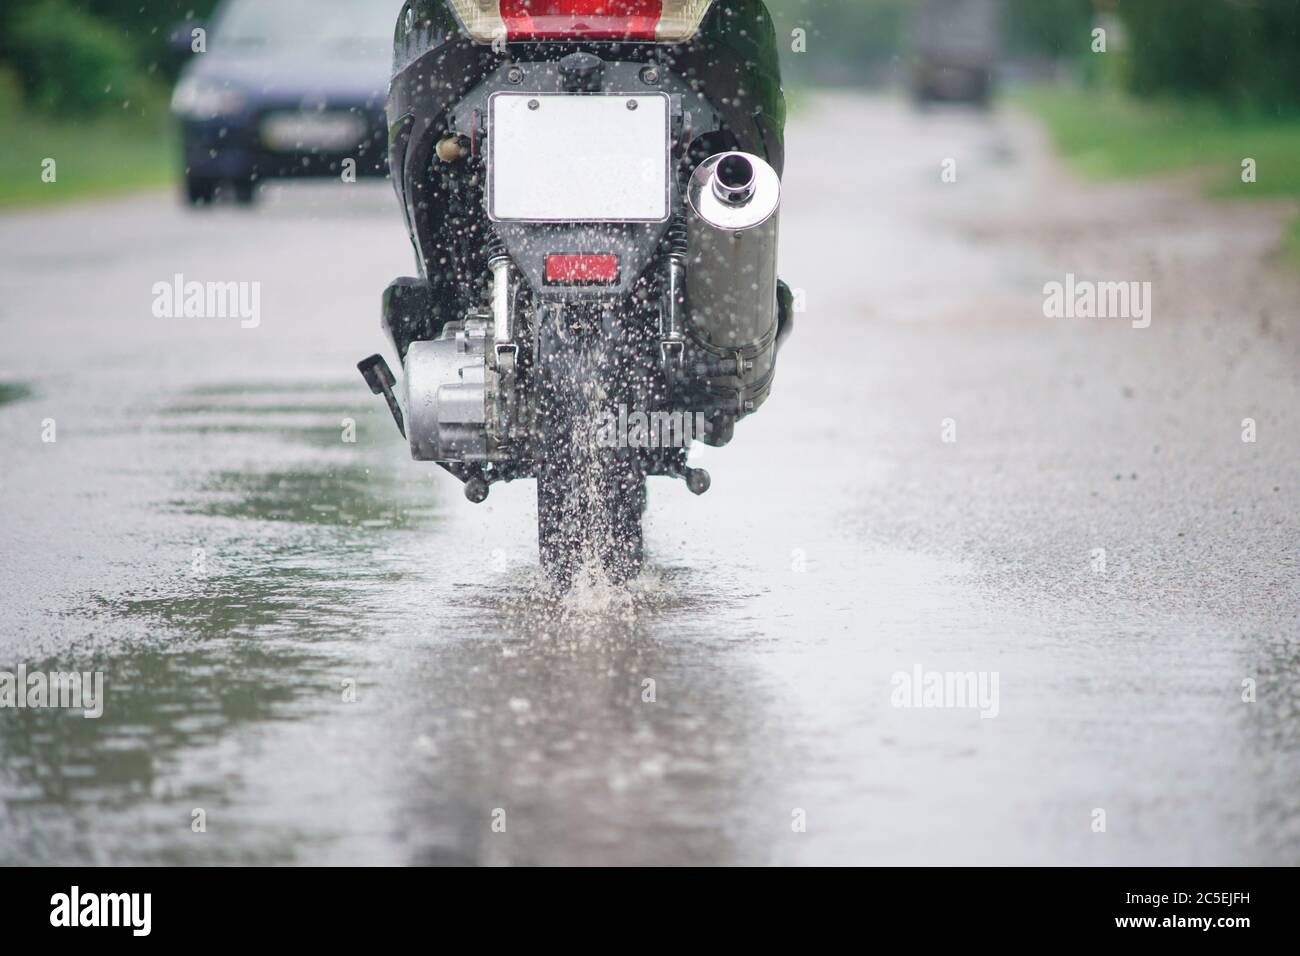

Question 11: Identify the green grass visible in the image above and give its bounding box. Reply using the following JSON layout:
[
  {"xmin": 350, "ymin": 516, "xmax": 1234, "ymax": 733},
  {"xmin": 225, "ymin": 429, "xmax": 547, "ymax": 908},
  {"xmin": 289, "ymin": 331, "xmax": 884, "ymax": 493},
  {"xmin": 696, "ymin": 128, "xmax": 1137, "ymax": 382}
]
[
  {"xmin": 0, "ymin": 98, "xmax": 176, "ymax": 208},
  {"xmin": 1020, "ymin": 87, "xmax": 1300, "ymax": 260}
]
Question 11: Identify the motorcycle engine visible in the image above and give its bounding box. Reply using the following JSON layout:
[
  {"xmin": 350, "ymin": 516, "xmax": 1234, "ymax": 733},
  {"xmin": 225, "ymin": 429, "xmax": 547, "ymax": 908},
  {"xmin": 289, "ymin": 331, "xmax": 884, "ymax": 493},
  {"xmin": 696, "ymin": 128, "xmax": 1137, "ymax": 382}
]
[{"xmin": 404, "ymin": 316, "xmax": 507, "ymax": 462}]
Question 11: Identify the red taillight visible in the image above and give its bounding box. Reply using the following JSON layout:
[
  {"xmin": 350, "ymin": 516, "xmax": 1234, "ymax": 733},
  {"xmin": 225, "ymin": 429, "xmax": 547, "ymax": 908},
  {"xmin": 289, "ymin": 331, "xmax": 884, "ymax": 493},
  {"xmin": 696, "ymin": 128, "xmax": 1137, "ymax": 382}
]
[
  {"xmin": 501, "ymin": 1, "xmax": 661, "ymax": 41},
  {"xmin": 545, "ymin": 254, "xmax": 620, "ymax": 285},
  {"xmin": 447, "ymin": 0, "xmax": 714, "ymax": 43}
]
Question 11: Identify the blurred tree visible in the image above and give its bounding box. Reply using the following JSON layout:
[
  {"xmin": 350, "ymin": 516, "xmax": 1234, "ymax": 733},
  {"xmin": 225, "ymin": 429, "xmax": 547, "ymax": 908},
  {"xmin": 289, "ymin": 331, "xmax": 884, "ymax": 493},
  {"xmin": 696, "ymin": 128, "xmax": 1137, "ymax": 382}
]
[
  {"xmin": 1247, "ymin": 0, "xmax": 1300, "ymax": 112},
  {"xmin": 1003, "ymin": 0, "xmax": 1094, "ymax": 58},
  {"xmin": 1115, "ymin": 0, "xmax": 1300, "ymax": 113},
  {"xmin": 0, "ymin": 0, "xmax": 222, "ymax": 114},
  {"xmin": 76, "ymin": 0, "xmax": 223, "ymax": 75},
  {"xmin": 4, "ymin": 0, "xmax": 145, "ymax": 114}
]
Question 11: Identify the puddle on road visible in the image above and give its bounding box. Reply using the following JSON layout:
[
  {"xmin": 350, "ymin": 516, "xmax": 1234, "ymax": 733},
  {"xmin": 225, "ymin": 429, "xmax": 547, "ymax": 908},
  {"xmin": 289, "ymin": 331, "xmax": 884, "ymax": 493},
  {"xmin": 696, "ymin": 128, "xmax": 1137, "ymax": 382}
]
[
  {"xmin": 157, "ymin": 381, "xmax": 437, "ymax": 528},
  {"xmin": 1, "ymin": 372, "xmax": 792, "ymax": 864},
  {"xmin": 4, "ymin": 373, "xmax": 1291, "ymax": 865},
  {"xmin": 173, "ymin": 467, "xmax": 428, "ymax": 528},
  {"xmin": 0, "ymin": 383, "xmax": 32, "ymax": 408},
  {"xmin": 0, "ymin": 570, "xmax": 370, "ymax": 863},
  {"xmin": 0, "ymin": 378, "xmax": 438, "ymax": 862}
]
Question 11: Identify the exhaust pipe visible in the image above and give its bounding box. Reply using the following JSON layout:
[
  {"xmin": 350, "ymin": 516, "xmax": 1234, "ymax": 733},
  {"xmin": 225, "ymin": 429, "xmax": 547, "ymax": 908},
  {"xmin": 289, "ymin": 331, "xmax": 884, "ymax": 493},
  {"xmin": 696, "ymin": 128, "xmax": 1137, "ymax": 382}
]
[
  {"xmin": 685, "ymin": 151, "xmax": 781, "ymax": 416},
  {"xmin": 712, "ymin": 153, "xmax": 761, "ymax": 204}
]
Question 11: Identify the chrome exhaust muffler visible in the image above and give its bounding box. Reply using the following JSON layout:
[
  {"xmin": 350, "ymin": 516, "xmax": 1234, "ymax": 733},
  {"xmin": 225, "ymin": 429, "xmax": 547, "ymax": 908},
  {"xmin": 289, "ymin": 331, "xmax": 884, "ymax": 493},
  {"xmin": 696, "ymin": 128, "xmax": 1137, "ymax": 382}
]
[{"xmin": 685, "ymin": 151, "xmax": 781, "ymax": 416}]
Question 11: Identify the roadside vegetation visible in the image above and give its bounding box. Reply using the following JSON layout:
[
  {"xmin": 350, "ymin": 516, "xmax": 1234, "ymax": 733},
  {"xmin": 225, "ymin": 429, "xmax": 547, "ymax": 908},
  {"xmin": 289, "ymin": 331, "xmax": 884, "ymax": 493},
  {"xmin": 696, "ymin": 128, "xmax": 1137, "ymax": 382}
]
[
  {"xmin": 1023, "ymin": 88, "xmax": 1300, "ymax": 258},
  {"xmin": 770, "ymin": 0, "xmax": 1300, "ymax": 263},
  {"xmin": 1017, "ymin": 0, "xmax": 1300, "ymax": 262},
  {"xmin": 1, "ymin": 0, "xmax": 1297, "ymax": 249},
  {"xmin": 0, "ymin": 71, "xmax": 175, "ymax": 207},
  {"xmin": 0, "ymin": 0, "xmax": 218, "ymax": 207}
]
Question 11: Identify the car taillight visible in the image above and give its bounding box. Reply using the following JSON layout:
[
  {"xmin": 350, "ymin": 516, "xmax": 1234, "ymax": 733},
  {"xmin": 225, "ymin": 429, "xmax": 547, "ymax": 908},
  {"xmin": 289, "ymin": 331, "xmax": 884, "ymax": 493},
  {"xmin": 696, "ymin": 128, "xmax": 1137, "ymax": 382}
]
[{"xmin": 447, "ymin": 0, "xmax": 715, "ymax": 43}]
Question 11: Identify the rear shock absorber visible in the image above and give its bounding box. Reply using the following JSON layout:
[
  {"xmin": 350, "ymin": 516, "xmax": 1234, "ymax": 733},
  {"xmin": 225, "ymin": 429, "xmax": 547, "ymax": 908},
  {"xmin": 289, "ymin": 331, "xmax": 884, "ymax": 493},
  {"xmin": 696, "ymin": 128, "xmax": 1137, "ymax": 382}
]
[
  {"xmin": 485, "ymin": 232, "xmax": 522, "ymax": 445},
  {"xmin": 661, "ymin": 214, "xmax": 688, "ymax": 382},
  {"xmin": 486, "ymin": 233, "xmax": 513, "ymax": 345},
  {"xmin": 665, "ymin": 214, "xmax": 688, "ymax": 340}
]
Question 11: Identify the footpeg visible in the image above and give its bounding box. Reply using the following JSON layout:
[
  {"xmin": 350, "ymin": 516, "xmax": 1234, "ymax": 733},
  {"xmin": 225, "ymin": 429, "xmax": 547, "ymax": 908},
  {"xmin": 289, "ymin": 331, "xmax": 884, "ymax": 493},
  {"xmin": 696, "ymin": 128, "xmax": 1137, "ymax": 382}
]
[{"xmin": 357, "ymin": 354, "xmax": 405, "ymax": 439}]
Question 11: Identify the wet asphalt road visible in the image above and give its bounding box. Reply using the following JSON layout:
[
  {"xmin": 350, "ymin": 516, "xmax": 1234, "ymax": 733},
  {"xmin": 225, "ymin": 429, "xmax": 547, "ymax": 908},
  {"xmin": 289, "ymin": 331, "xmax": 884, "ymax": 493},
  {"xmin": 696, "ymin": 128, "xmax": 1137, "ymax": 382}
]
[{"xmin": 1, "ymin": 94, "xmax": 1297, "ymax": 865}]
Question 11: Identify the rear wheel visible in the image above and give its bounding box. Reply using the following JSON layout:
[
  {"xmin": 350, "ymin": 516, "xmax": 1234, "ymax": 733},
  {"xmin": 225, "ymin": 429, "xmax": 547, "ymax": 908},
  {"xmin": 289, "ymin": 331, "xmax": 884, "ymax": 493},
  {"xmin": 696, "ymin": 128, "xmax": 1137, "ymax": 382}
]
[
  {"xmin": 537, "ymin": 454, "xmax": 644, "ymax": 588},
  {"xmin": 534, "ymin": 323, "xmax": 645, "ymax": 588}
]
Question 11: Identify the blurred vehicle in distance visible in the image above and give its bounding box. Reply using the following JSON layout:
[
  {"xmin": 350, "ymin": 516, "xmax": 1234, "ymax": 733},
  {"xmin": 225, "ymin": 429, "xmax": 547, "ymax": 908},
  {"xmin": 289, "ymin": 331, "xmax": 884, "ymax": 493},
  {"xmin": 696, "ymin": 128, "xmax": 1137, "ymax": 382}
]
[
  {"xmin": 908, "ymin": 0, "xmax": 1002, "ymax": 106},
  {"xmin": 170, "ymin": 0, "xmax": 404, "ymax": 206}
]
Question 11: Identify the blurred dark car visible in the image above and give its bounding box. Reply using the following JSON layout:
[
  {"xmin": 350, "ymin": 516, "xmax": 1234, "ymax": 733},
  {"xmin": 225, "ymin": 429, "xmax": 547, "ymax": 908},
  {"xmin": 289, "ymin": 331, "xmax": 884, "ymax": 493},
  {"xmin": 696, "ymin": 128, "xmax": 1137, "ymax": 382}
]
[{"xmin": 170, "ymin": 0, "xmax": 404, "ymax": 205}]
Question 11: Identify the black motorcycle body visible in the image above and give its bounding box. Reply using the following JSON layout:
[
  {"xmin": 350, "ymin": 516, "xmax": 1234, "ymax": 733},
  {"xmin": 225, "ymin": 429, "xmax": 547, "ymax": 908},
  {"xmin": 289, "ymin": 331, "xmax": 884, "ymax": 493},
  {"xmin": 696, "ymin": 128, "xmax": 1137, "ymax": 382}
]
[{"xmin": 362, "ymin": 0, "xmax": 791, "ymax": 583}]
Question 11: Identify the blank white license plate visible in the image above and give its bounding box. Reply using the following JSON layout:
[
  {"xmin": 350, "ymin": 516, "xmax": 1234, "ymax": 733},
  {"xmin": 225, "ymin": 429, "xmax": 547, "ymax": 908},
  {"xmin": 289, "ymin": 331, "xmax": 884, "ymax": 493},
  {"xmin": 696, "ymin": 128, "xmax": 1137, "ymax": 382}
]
[
  {"xmin": 261, "ymin": 111, "xmax": 366, "ymax": 152},
  {"xmin": 489, "ymin": 93, "xmax": 670, "ymax": 223}
]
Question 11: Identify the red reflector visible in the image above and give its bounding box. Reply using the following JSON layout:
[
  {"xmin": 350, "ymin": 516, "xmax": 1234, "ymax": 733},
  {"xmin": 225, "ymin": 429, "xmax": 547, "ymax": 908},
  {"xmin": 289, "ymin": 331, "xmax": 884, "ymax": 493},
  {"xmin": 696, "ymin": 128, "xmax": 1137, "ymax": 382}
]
[
  {"xmin": 546, "ymin": 254, "xmax": 620, "ymax": 285},
  {"xmin": 500, "ymin": 0, "xmax": 663, "ymax": 41}
]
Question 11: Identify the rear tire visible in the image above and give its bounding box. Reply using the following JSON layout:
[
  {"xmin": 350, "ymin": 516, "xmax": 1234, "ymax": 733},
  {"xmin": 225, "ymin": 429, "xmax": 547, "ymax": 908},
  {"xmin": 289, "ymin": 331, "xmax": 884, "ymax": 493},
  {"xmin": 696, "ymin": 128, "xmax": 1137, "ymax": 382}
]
[
  {"xmin": 534, "ymin": 327, "xmax": 645, "ymax": 588},
  {"xmin": 537, "ymin": 455, "xmax": 644, "ymax": 588}
]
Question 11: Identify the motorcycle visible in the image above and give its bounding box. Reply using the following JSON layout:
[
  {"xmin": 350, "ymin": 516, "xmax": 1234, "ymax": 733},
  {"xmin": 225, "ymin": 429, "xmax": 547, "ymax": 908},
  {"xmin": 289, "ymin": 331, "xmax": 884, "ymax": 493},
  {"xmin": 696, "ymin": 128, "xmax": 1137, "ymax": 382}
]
[{"xmin": 359, "ymin": 0, "xmax": 792, "ymax": 585}]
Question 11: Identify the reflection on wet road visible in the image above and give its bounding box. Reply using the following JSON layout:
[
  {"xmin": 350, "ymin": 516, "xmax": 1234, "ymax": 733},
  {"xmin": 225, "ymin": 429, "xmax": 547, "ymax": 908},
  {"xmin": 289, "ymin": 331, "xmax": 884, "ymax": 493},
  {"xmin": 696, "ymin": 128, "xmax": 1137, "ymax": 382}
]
[{"xmin": 1, "ymin": 96, "xmax": 1297, "ymax": 864}]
